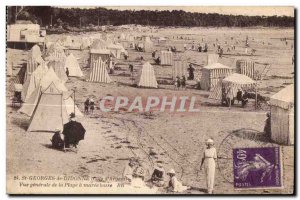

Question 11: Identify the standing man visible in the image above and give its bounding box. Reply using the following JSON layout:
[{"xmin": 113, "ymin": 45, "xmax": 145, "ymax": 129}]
[
  {"xmin": 66, "ymin": 67, "xmax": 69, "ymax": 77},
  {"xmin": 187, "ymin": 64, "xmax": 195, "ymax": 80},
  {"xmin": 200, "ymin": 139, "xmax": 217, "ymax": 194}
]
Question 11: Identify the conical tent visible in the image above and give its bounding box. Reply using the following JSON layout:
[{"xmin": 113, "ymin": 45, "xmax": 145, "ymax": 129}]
[
  {"xmin": 26, "ymin": 82, "xmax": 69, "ymax": 132},
  {"xmin": 136, "ymin": 62, "xmax": 158, "ymax": 88},
  {"xmin": 48, "ymin": 60, "xmax": 68, "ymax": 83},
  {"xmin": 29, "ymin": 45, "xmax": 42, "ymax": 60},
  {"xmin": 22, "ymin": 63, "xmax": 48, "ymax": 102},
  {"xmin": 88, "ymin": 58, "xmax": 112, "ymax": 83},
  {"xmin": 18, "ymin": 67, "xmax": 68, "ymax": 116},
  {"xmin": 64, "ymin": 53, "xmax": 83, "ymax": 77},
  {"xmin": 90, "ymin": 39, "xmax": 108, "ymax": 50}
]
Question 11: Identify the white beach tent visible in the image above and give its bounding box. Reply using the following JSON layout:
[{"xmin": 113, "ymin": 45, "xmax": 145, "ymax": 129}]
[
  {"xmin": 136, "ymin": 62, "xmax": 158, "ymax": 88},
  {"xmin": 200, "ymin": 62, "xmax": 232, "ymax": 91},
  {"xmin": 47, "ymin": 60, "xmax": 68, "ymax": 83},
  {"xmin": 64, "ymin": 53, "xmax": 83, "ymax": 77},
  {"xmin": 22, "ymin": 62, "xmax": 48, "ymax": 102},
  {"xmin": 88, "ymin": 58, "xmax": 112, "ymax": 83},
  {"xmin": 18, "ymin": 67, "xmax": 68, "ymax": 117},
  {"xmin": 270, "ymin": 84, "xmax": 294, "ymax": 145}
]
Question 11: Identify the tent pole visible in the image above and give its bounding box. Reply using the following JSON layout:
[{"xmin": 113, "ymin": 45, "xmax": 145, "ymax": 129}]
[
  {"xmin": 255, "ymin": 81, "xmax": 258, "ymax": 110},
  {"xmin": 73, "ymin": 89, "xmax": 75, "ymax": 116}
]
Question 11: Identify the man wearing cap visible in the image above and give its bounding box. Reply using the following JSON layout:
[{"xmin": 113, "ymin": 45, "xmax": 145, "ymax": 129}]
[
  {"xmin": 62, "ymin": 113, "xmax": 86, "ymax": 148},
  {"xmin": 200, "ymin": 138, "xmax": 217, "ymax": 194}
]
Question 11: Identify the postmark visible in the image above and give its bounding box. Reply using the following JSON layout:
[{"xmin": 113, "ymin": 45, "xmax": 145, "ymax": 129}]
[{"xmin": 233, "ymin": 147, "xmax": 282, "ymax": 189}]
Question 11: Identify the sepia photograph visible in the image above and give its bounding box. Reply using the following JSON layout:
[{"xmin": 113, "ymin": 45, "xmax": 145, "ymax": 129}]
[{"xmin": 5, "ymin": 5, "xmax": 295, "ymax": 195}]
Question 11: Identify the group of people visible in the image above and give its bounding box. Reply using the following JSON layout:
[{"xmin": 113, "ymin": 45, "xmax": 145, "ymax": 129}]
[
  {"xmin": 123, "ymin": 139, "xmax": 217, "ymax": 194},
  {"xmin": 51, "ymin": 112, "xmax": 86, "ymax": 150},
  {"xmin": 175, "ymin": 75, "xmax": 186, "ymax": 90},
  {"xmin": 84, "ymin": 97, "xmax": 95, "ymax": 114}
]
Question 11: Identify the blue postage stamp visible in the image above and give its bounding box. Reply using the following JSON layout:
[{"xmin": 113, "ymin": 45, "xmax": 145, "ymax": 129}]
[{"xmin": 233, "ymin": 147, "xmax": 282, "ymax": 189}]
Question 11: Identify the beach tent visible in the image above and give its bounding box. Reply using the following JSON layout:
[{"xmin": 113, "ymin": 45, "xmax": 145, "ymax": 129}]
[
  {"xmin": 26, "ymin": 84, "xmax": 82, "ymax": 132},
  {"xmin": 64, "ymin": 53, "xmax": 83, "ymax": 77},
  {"xmin": 88, "ymin": 58, "xmax": 112, "ymax": 83},
  {"xmin": 47, "ymin": 60, "xmax": 68, "ymax": 83},
  {"xmin": 270, "ymin": 84, "xmax": 294, "ymax": 145},
  {"xmin": 136, "ymin": 62, "xmax": 158, "ymax": 88},
  {"xmin": 207, "ymin": 54, "xmax": 219, "ymax": 65},
  {"xmin": 200, "ymin": 62, "xmax": 232, "ymax": 91},
  {"xmin": 161, "ymin": 51, "xmax": 173, "ymax": 66},
  {"xmin": 29, "ymin": 45, "xmax": 42, "ymax": 60},
  {"xmin": 209, "ymin": 73, "xmax": 255, "ymax": 100},
  {"xmin": 18, "ymin": 67, "xmax": 68, "ymax": 117},
  {"xmin": 14, "ymin": 64, "xmax": 27, "ymax": 85},
  {"xmin": 26, "ymin": 56, "xmax": 44, "ymax": 76},
  {"xmin": 144, "ymin": 39, "xmax": 153, "ymax": 52},
  {"xmin": 120, "ymin": 33, "xmax": 125, "ymax": 40},
  {"xmin": 89, "ymin": 49, "xmax": 111, "ymax": 67},
  {"xmin": 172, "ymin": 60, "xmax": 187, "ymax": 80},
  {"xmin": 21, "ymin": 62, "xmax": 48, "ymax": 102},
  {"xmin": 236, "ymin": 60, "xmax": 255, "ymax": 79},
  {"xmin": 90, "ymin": 39, "xmax": 108, "ymax": 50},
  {"xmin": 107, "ymin": 44, "xmax": 124, "ymax": 59}
]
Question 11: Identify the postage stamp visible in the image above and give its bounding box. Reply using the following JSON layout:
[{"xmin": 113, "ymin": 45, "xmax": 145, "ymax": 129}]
[{"xmin": 233, "ymin": 147, "xmax": 282, "ymax": 189}]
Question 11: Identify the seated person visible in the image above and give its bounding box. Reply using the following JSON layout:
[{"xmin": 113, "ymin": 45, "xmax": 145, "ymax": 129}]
[
  {"xmin": 51, "ymin": 128, "xmax": 64, "ymax": 149},
  {"xmin": 150, "ymin": 164, "xmax": 165, "ymax": 187},
  {"xmin": 154, "ymin": 56, "xmax": 161, "ymax": 65},
  {"xmin": 236, "ymin": 89, "xmax": 243, "ymax": 103},
  {"xmin": 241, "ymin": 91, "xmax": 249, "ymax": 107}
]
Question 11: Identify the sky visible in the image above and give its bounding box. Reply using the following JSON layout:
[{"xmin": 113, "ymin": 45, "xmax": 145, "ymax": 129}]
[{"xmin": 102, "ymin": 6, "xmax": 294, "ymax": 17}]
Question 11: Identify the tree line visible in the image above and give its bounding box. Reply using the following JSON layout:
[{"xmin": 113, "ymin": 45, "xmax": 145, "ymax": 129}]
[{"xmin": 7, "ymin": 6, "xmax": 294, "ymax": 28}]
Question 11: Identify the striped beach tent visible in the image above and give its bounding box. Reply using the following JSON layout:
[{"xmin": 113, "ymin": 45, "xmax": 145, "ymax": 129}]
[
  {"xmin": 90, "ymin": 49, "xmax": 111, "ymax": 67},
  {"xmin": 47, "ymin": 60, "xmax": 68, "ymax": 83},
  {"xmin": 88, "ymin": 58, "xmax": 112, "ymax": 83},
  {"xmin": 236, "ymin": 60, "xmax": 255, "ymax": 79},
  {"xmin": 270, "ymin": 84, "xmax": 294, "ymax": 145},
  {"xmin": 161, "ymin": 51, "xmax": 173, "ymax": 66},
  {"xmin": 26, "ymin": 56, "xmax": 44, "ymax": 75},
  {"xmin": 172, "ymin": 60, "xmax": 187, "ymax": 80},
  {"xmin": 207, "ymin": 54, "xmax": 219, "ymax": 65},
  {"xmin": 136, "ymin": 62, "xmax": 158, "ymax": 88},
  {"xmin": 200, "ymin": 63, "xmax": 232, "ymax": 91},
  {"xmin": 209, "ymin": 73, "xmax": 255, "ymax": 100}
]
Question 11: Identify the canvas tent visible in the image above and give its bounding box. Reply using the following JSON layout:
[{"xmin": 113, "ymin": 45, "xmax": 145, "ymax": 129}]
[
  {"xmin": 18, "ymin": 67, "xmax": 68, "ymax": 117},
  {"xmin": 25, "ymin": 83, "xmax": 82, "ymax": 132},
  {"xmin": 90, "ymin": 49, "xmax": 111, "ymax": 67},
  {"xmin": 200, "ymin": 63, "xmax": 232, "ymax": 91},
  {"xmin": 136, "ymin": 62, "xmax": 158, "ymax": 88},
  {"xmin": 209, "ymin": 73, "xmax": 255, "ymax": 100},
  {"xmin": 64, "ymin": 53, "xmax": 83, "ymax": 77},
  {"xmin": 236, "ymin": 60, "xmax": 255, "ymax": 79},
  {"xmin": 29, "ymin": 45, "xmax": 42, "ymax": 60},
  {"xmin": 48, "ymin": 60, "xmax": 68, "ymax": 83},
  {"xmin": 172, "ymin": 60, "xmax": 187, "ymax": 80},
  {"xmin": 107, "ymin": 44, "xmax": 124, "ymax": 59},
  {"xmin": 22, "ymin": 62, "xmax": 48, "ymax": 102},
  {"xmin": 207, "ymin": 54, "xmax": 219, "ymax": 65},
  {"xmin": 88, "ymin": 58, "xmax": 112, "ymax": 83},
  {"xmin": 270, "ymin": 84, "xmax": 294, "ymax": 145},
  {"xmin": 161, "ymin": 51, "xmax": 173, "ymax": 66}
]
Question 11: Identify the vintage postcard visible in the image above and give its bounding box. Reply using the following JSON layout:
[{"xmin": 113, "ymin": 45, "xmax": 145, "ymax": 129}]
[{"xmin": 6, "ymin": 6, "xmax": 295, "ymax": 195}]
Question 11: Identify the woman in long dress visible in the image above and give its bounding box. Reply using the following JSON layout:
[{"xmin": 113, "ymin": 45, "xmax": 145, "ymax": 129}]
[{"xmin": 200, "ymin": 139, "xmax": 217, "ymax": 194}]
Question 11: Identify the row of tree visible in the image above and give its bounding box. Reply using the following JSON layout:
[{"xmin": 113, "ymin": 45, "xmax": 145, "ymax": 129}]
[{"xmin": 7, "ymin": 6, "xmax": 294, "ymax": 27}]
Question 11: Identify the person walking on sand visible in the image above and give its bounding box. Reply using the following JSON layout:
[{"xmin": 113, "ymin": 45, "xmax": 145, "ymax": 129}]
[
  {"xmin": 89, "ymin": 98, "xmax": 95, "ymax": 114},
  {"xmin": 84, "ymin": 98, "xmax": 90, "ymax": 114},
  {"xmin": 200, "ymin": 139, "xmax": 217, "ymax": 194}
]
